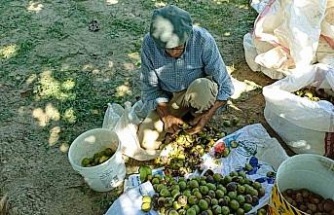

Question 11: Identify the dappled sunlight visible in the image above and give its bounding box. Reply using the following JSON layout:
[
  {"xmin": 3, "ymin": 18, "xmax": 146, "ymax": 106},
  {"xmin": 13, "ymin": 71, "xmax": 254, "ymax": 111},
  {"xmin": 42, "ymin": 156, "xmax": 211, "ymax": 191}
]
[
  {"xmin": 127, "ymin": 52, "xmax": 140, "ymax": 67},
  {"xmin": 237, "ymin": 4, "xmax": 250, "ymax": 9},
  {"xmin": 32, "ymin": 103, "xmax": 60, "ymax": 127},
  {"xmin": 81, "ymin": 64, "xmax": 100, "ymax": 74},
  {"xmin": 27, "ymin": 1, "xmax": 44, "ymax": 13},
  {"xmin": 62, "ymin": 79, "xmax": 76, "ymax": 91},
  {"xmin": 212, "ymin": 0, "xmax": 250, "ymax": 8},
  {"xmin": 243, "ymin": 80, "xmax": 262, "ymax": 89},
  {"xmin": 49, "ymin": 126, "xmax": 61, "ymax": 146},
  {"xmin": 213, "ymin": 0, "xmax": 229, "ymax": 5},
  {"xmin": 91, "ymin": 109, "xmax": 100, "ymax": 115},
  {"xmin": 231, "ymin": 77, "xmax": 261, "ymax": 100},
  {"xmin": 226, "ymin": 65, "xmax": 236, "ymax": 74},
  {"xmin": 92, "ymin": 69, "xmax": 100, "ymax": 74},
  {"xmin": 106, "ymin": 0, "xmax": 119, "ymax": 5},
  {"xmin": 108, "ymin": 60, "xmax": 114, "ymax": 68},
  {"xmin": 35, "ymin": 70, "xmax": 75, "ymax": 101},
  {"xmin": 193, "ymin": 23, "xmax": 201, "ymax": 27},
  {"xmin": 116, "ymin": 82, "xmax": 132, "ymax": 97},
  {"xmin": 64, "ymin": 108, "xmax": 76, "ymax": 124},
  {"xmin": 223, "ymin": 32, "xmax": 231, "ymax": 36},
  {"xmin": 154, "ymin": 2, "xmax": 166, "ymax": 7},
  {"xmin": 123, "ymin": 62, "xmax": 135, "ymax": 71},
  {"xmin": 0, "ymin": 44, "xmax": 18, "ymax": 59},
  {"xmin": 26, "ymin": 74, "xmax": 37, "ymax": 85},
  {"xmin": 59, "ymin": 143, "xmax": 70, "ymax": 153},
  {"xmin": 82, "ymin": 64, "xmax": 95, "ymax": 71},
  {"xmin": 127, "ymin": 52, "xmax": 140, "ymax": 61}
]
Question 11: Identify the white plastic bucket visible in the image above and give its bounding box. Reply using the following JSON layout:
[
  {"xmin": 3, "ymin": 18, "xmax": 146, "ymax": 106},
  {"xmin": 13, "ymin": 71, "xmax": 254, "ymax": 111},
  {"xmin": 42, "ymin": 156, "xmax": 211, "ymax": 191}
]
[
  {"xmin": 269, "ymin": 154, "xmax": 334, "ymax": 214},
  {"xmin": 68, "ymin": 128, "xmax": 126, "ymax": 192}
]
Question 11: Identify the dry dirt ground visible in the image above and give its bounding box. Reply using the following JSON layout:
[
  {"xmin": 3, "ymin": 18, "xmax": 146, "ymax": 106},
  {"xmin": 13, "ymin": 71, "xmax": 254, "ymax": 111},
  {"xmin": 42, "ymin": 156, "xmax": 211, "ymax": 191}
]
[{"xmin": 0, "ymin": 0, "xmax": 294, "ymax": 215}]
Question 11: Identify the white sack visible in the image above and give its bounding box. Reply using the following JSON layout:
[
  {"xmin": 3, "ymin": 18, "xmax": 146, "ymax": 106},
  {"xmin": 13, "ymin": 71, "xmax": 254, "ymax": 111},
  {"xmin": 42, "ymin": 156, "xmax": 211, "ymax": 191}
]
[
  {"xmin": 263, "ymin": 63, "xmax": 334, "ymax": 157},
  {"xmin": 244, "ymin": 0, "xmax": 334, "ymax": 79}
]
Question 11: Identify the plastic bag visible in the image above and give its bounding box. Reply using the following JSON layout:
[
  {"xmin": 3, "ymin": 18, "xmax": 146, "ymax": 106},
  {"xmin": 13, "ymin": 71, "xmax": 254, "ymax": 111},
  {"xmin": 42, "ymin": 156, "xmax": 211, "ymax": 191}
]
[
  {"xmin": 243, "ymin": 33, "xmax": 261, "ymax": 72},
  {"xmin": 263, "ymin": 63, "xmax": 334, "ymax": 158},
  {"xmin": 104, "ymin": 181, "xmax": 157, "ymax": 215},
  {"xmin": 244, "ymin": 0, "xmax": 334, "ymax": 79},
  {"xmin": 199, "ymin": 123, "xmax": 289, "ymax": 214},
  {"xmin": 102, "ymin": 103, "xmax": 125, "ymax": 130},
  {"xmin": 102, "ymin": 101, "xmax": 160, "ymax": 161}
]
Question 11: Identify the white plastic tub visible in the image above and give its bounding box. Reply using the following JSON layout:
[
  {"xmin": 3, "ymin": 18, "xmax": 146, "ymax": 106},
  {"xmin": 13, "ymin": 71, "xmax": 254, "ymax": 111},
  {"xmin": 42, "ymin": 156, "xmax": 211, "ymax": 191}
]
[
  {"xmin": 269, "ymin": 154, "xmax": 334, "ymax": 214},
  {"xmin": 68, "ymin": 128, "xmax": 126, "ymax": 192}
]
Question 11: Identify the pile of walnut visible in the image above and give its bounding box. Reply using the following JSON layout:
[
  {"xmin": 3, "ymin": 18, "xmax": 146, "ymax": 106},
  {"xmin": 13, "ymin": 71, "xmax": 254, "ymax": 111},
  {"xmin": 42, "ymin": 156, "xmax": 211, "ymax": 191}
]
[
  {"xmin": 155, "ymin": 126, "xmax": 225, "ymax": 177},
  {"xmin": 282, "ymin": 188, "xmax": 334, "ymax": 214},
  {"xmin": 294, "ymin": 87, "xmax": 334, "ymax": 103}
]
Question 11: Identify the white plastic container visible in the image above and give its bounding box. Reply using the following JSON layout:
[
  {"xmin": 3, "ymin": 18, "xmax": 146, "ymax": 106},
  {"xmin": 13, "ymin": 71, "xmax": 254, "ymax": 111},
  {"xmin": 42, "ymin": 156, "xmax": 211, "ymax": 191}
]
[
  {"xmin": 269, "ymin": 154, "xmax": 334, "ymax": 214},
  {"xmin": 68, "ymin": 128, "xmax": 126, "ymax": 192}
]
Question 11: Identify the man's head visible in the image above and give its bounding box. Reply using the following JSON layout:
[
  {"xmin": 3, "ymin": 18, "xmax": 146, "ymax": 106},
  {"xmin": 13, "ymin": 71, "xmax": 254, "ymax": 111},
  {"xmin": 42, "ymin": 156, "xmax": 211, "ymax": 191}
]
[{"xmin": 149, "ymin": 5, "xmax": 193, "ymax": 52}]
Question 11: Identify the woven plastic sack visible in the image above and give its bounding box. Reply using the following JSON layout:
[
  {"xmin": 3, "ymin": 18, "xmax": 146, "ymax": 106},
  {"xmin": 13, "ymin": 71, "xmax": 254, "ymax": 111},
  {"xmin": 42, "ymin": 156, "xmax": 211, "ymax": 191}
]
[{"xmin": 263, "ymin": 63, "xmax": 334, "ymax": 158}]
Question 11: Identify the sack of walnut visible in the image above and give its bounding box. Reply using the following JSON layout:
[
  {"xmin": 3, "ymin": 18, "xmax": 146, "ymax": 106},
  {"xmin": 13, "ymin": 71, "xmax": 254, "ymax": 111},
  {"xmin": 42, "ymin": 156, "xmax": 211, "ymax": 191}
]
[{"xmin": 263, "ymin": 63, "xmax": 334, "ymax": 159}]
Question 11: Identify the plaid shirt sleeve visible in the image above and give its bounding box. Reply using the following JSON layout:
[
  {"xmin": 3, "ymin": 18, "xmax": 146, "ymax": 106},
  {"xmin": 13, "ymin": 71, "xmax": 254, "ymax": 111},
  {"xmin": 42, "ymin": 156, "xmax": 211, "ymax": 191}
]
[{"xmin": 140, "ymin": 35, "xmax": 170, "ymax": 111}]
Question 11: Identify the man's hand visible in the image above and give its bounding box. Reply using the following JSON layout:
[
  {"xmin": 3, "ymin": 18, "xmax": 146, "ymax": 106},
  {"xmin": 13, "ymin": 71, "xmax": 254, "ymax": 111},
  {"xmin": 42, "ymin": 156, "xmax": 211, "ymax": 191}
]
[
  {"xmin": 162, "ymin": 115, "xmax": 185, "ymax": 133},
  {"xmin": 186, "ymin": 100, "xmax": 227, "ymax": 135},
  {"xmin": 186, "ymin": 112, "xmax": 212, "ymax": 135},
  {"xmin": 156, "ymin": 102, "xmax": 184, "ymax": 134}
]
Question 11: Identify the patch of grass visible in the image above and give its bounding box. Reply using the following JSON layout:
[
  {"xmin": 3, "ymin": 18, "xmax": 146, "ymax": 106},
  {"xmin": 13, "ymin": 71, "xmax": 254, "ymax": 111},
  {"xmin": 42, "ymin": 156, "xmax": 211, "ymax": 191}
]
[
  {"xmin": 0, "ymin": 110, "xmax": 15, "ymax": 123},
  {"xmin": 110, "ymin": 18, "xmax": 147, "ymax": 35},
  {"xmin": 29, "ymin": 69, "xmax": 133, "ymax": 144},
  {"xmin": 45, "ymin": 20, "xmax": 67, "ymax": 38},
  {"xmin": 0, "ymin": 4, "xmax": 39, "ymax": 63}
]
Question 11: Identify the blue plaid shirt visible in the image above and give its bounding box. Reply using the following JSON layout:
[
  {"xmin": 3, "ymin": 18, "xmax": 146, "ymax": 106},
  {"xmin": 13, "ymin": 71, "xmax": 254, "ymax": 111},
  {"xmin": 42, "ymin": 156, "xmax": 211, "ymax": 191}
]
[{"xmin": 139, "ymin": 26, "xmax": 234, "ymax": 113}]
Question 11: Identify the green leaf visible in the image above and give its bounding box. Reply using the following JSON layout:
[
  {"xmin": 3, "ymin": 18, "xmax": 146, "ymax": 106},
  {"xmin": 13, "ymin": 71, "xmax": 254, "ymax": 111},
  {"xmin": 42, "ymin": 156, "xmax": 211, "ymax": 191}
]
[{"xmin": 139, "ymin": 165, "xmax": 152, "ymax": 182}]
